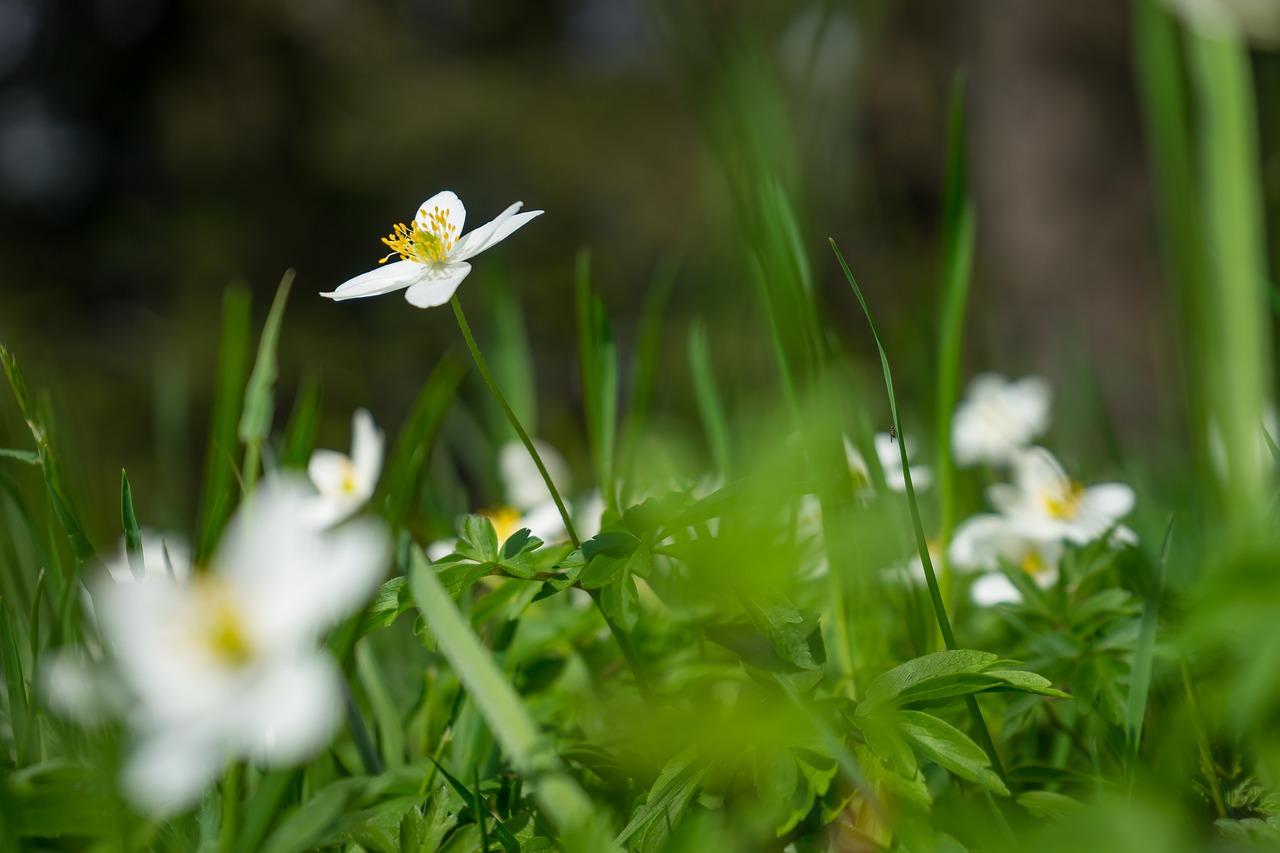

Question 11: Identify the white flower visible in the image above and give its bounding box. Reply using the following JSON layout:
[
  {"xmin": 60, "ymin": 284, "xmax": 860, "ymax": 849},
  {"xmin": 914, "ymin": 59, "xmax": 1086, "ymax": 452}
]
[
  {"xmin": 103, "ymin": 529, "xmax": 191, "ymax": 584},
  {"xmin": 949, "ymin": 514, "xmax": 1063, "ymax": 606},
  {"xmin": 986, "ymin": 448, "xmax": 1134, "ymax": 545},
  {"xmin": 952, "ymin": 373, "xmax": 1051, "ymax": 468},
  {"xmin": 94, "ymin": 476, "xmax": 389, "ymax": 814},
  {"xmin": 321, "ymin": 191, "xmax": 543, "ymax": 308},
  {"xmin": 875, "ymin": 432, "xmax": 932, "ymax": 493},
  {"xmin": 307, "ymin": 408, "xmax": 384, "ymax": 526}
]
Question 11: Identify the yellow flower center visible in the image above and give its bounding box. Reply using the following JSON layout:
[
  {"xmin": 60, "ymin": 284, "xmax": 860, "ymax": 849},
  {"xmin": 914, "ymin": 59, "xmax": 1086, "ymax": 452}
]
[
  {"xmin": 339, "ymin": 459, "xmax": 359, "ymax": 495},
  {"xmin": 192, "ymin": 579, "xmax": 254, "ymax": 668},
  {"xmin": 379, "ymin": 205, "xmax": 458, "ymax": 265},
  {"xmin": 1042, "ymin": 480, "xmax": 1084, "ymax": 520},
  {"xmin": 480, "ymin": 506, "xmax": 524, "ymax": 543},
  {"xmin": 1021, "ymin": 550, "xmax": 1047, "ymax": 576}
]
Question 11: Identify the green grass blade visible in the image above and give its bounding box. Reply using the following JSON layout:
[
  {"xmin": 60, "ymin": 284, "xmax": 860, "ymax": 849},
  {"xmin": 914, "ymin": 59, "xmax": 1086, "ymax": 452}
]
[
  {"xmin": 688, "ymin": 323, "xmax": 732, "ymax": 478},
  {"xmin": 0, "ymin": 599, "xmax": 29, "ymax": 765},
  {"xmin": 934, "ymin": 74, "xmax": 976, "ymax": 607},
  {"xmin": 0, "ymin": 449, "xmax": 38, "ymax": 464},
  {"xmin": 830, "ymin": 238, "xmax": 1007, "ymax": 786},
  {"xmin": 378, "ymin": 353, "xmax": 467, "ymax": 530},
  {"xmin": 484, "ymin": 264, "xmax": 538, "ymax": 440},
  {"xmin": 238, "ymin": 271, "xmax": 295, "ymax": 490},
  {"xmin": 196, "ymin": 285, "xmax": 252, "ymax": 563},
  {"xmin": 408, "ymin": 547, "xmax": 616, "ymax": 851},
  {"xmin": 120, "ymin": 469, "xmax": 143, "ymax": 580},
  {"xmin": 575, "ymin": 251, "xmax": 619, "ymax": 510},
  {"xmin": 1126, "ymin": 517, "xmax": 1172, "ymax": 786},
  {"xmin": 354, "ymin": 641, "xmax": 404, "ymax": 769},
  {"xmin": 279, "ymin": 373, "xmax": 322, "ymax": 470},
  {"xmin": 1186, "ymin": 25, "xmax": 1272, "ymax": 535},
  {"xmin": 1133, "ymin": 0, "xmax": 1214, "ymax": 497},
  {"xmin": 619, "ymin": 257, "xmax": 677, "ymax": 496}
]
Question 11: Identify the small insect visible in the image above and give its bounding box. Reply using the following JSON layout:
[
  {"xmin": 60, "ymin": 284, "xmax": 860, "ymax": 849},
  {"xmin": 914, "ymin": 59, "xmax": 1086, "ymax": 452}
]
[{"xmin": 889, "ymin": 425, "xmax": 897, "ymax": 442}]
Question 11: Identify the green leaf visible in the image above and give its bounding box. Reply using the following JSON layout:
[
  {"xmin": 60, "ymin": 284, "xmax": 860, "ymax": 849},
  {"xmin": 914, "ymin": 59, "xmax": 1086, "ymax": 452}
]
[
  {"xmin": 1015, "ymin": 790, "xmax": 1086, "ymax": 819},
  {"xmin": 425, "ymin": 757, "xmax": 519, "ymax": 853},
  {"xmin": 688, "ymin": 323, "xmax": 732, "ymax": 478},
  {"xmin": 859, "ymin": 650, "xmax": 999, "ymax": 714},
  {"xmin": 579, "ymin": 532, "xmax": 646, "ymax": 590},
  {"xmin": 599, "ymin": 574, "xmax": 640, "ymax": 633},
  {"xmin": 407, "ymin": 548, "xmax": 615, "ymax": 851},
  {"xmin": 0, "ymin": 601, "xmax": 29, "ymax": 762},
  {"xmin": 196, "ymin": 284, "xmax": 252, "ymax": 562},
  {"xmin": 259, "ymin": 777, "xmax": 366, "ymax": 853},
  {"xmin": 280, "ymin": 373, "xmax": 323, "ymax": 468},
  {"xmin": 4, "ymin": 763, "xmax": 112, "ymax": 836},
  {"xmin": 380, "ymin": 354, "xmax": 466, "ymax": 529},
  {"xmin": 576, "ymin": 252, "xmax": 620, "ymax": 511},
  {"xmin": 121, "ymin": 468, "xmax": 144, "ymax": 580},
  {"xmin": 0, "ymin": 448, "xmax": 38, "ymax": 464},
  {"xmin": 894, "ymin": 710, "xmax": 1009, "ymax": 796},
  {"xmin": 615, "ymin": 748, "xmax": 706, "ymax": 849},
  {"xmin": 458, "ymin": 515, "xmax": 500, "ymax": 563},
  {"xmin": 354, "ymin": 577, "xmax": 414, "ymax": 639},
  {"xmin": 238, "ymin": 271, "xmax": 294, "ymax": 449}
]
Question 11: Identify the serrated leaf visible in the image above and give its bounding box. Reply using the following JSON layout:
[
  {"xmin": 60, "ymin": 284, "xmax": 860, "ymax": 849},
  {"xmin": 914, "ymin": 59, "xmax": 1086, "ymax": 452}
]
[
  {"xmin": 859, "ymin": 650, "xmax": 999, "ymax": 714},
  {"xmin": 354, "ymin": 577, "xmax": 413, "ymax": 639},
  {"xmin": 458, "ymin": 515, "xmax": 500, "ymax": 563},
  {"xmin": 894, "ymin": 710, "xmax": 1009, "ymax": 796}
]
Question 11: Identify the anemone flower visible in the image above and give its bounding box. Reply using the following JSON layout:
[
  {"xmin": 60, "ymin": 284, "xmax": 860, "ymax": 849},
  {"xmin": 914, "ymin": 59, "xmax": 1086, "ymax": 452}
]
[
  {"xmin": 307, "ymin": 408, "xmax": 384, "ymax": 527},
  {"xmin": 986, "ymin": 447, "xmax": 1134, "ymax": 545},
  {"xmin": 949, "ymin": 514, "xmax": 1064, "ymax": 605},
  {"xmin": 952, "ymin": 373, "xmax": 1052, "ymax": 468},
  {"xmin": 321, "ymin": 191, "xmax": 543, "ymax": 308},
  {"xmin": 94, "ymin": 476, "xmax": 389, "ymax": 814}
]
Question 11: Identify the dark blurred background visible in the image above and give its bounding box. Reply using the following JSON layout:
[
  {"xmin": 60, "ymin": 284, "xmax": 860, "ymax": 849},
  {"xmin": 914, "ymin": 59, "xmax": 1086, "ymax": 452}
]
[{"xmin": 0, "ymin": 0, "xmax": 1277, "ymax": 536}]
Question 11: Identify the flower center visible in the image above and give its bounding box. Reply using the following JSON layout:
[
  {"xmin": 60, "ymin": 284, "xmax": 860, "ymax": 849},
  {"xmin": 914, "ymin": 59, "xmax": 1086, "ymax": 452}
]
[
  {"xmin": 339, "ymin": 459, "xmax": 359, "ymax": 495},
  {"xmin": 1041, "ymin": 480, "xmax": 1085, "ymax": 520},
  {"xmin": 192, "ymin": 579, "xmax": 254, "ymax": 668},
  {"xmin": 379, "ymin": 205, "xmax": 458, "ymax": 265},
  {"xmin": 1021, "ymin": 551, "xmax": 1047, "ymax": 576},
  {"xmin": 480, "ymin": 506, "xmax": 524, "ymax": 543}
]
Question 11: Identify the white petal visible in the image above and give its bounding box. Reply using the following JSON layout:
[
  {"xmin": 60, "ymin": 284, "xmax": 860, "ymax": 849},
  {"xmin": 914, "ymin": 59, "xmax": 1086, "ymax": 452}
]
[
  {"xmin": 122, "ymin": 729, "xmax": 222, "ymax": 815},
  {"xmin": 1016, "ymin": 447, "xmax": 1070, "ymax": 496},
  {"xmin": 415, "ymin": 191, "xmax": 466, "ymax": 236},
  {"xmin": 235, "ymin": 654, "xmax": 342, "ymax": 766},
  {"xmin": 427, "ymin": 538, "xmax": 458, "ymax": 562},
  {"xmin": 404, "ymin": 263, "xmax": 471, "ymax": 308},
  {"xmin": 986, "ymin": 483, "xmax": 1023, "ymax": 516},
  {"xmin": 1008, "ymin": 376, "xmax": 1052, "ymax": 432},
  {"xmin": 351, "ymin": 408, "xmax": 384, "ymax": 496},
  {"xmin": 308, "ymin": 449, "xmax": 353, "ymax": 498},
  {"xmin": 971, "ymin": 572, "xmax": 1022, "ymax": 606},
  {"xmin": 521, "ymin": 500, "xmax": 568, "ymax": 545},
  {"xmin": 451, "ymin": 205, "xmax": 543, "ymax": 261},
  {"xmin": 499, "ymin": 439, "xmax": 570, "ymax": 512},
  {"xmin": 575, "ymin": 490, "xmax": 606, "ymax": 540},
  {"xmin": 322, "ymin": 260, "xmax": 424, "ymax": 301},
  {"xmin": 949, "ymin": 515, "xmax": 1015, "ymax": 570},
  {"xmin": 1081, "ymin": 483, "xmax": 1135, "ymax": 520}
]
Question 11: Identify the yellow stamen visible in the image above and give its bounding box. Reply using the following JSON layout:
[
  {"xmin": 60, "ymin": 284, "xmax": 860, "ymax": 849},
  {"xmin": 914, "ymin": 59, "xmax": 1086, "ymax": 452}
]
[
  {"xmin": 1021, "ymin": 551, "xmax": 1047, "ymax": 576},
  {"xmin": 480, "ymin": 506, "xmax": 524, "ymax": 543},
  {"xmin": 192, "ymin": 579, "xmax": 253, "ymax": 668},
  {"xmin": 339, "ymin": 459, "xmax": 359, "ymax": 495},
  {"xmin": 1042, "ymin": 479, "xmax": 1084, "ymax": 520},
  {"xmin": 378, "ymin": 205, "xmax": 459, "ymax": 265}
]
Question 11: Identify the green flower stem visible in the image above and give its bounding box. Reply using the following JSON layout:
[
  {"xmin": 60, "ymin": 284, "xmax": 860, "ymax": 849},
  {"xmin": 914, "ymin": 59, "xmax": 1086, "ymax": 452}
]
[
  {"xmin": 450, "ymin": 295, "xmax": 580, "ymax": 549},
  {"xmin": 218, "ymin": 762, "xmax": 241, "ymax": 853},
  {"xmin": 451, "ymin": 295, "xmax": 650, "ymax": 698}
]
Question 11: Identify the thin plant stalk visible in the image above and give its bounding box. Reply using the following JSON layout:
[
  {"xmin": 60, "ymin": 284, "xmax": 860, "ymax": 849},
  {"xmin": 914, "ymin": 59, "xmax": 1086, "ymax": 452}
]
[
  {"xmin": 832, "ymin": 239, "xmax": 1008, "ymax": 786},
  {"xmin": 450, "ymin": 295, "xmax": 580, "ymax": 549},
  {"xmin": 450, "ymin": 294, "xmax": 651, "ymax": 697}
]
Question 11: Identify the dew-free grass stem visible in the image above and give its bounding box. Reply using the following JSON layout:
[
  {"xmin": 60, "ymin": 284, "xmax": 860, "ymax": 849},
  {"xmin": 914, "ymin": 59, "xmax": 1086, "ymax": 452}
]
[{"xmin": 451, "ymin": 296, "xmax": 579, "ymax": 549}]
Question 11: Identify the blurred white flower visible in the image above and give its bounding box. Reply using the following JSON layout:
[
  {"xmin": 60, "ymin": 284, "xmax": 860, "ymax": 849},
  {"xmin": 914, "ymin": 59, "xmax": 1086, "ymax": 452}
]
[
  {"xmin": 307, "ymin": 408, "xmax": 384, "ymax": 526},
  {"xmin": 842, "ymin": 436, "xmax": 876, "ymax": 502},
  {"xmin": 875, "ymin": 432, "xmax": 931, "ymax": 492},
  {"xmin": 428, "ymin": 439, "xmax": 581, "ymax": 560},
  {"xmin": 93, "ymin": 476, "xmax": 389, "ymax": 814},
  {"xmin": 952, "ymin": 373, "xmax": 1052, "ymax": 468},
  {"xmin": 321, "ymin": 191, "xmax": 543, "ymax": 309},
  {"xmin": 103, "ymin": 529, "xmax": 191, "ymax": 583},
  {"xmin": 986, "ymin": 448, "xmax": 1134, "ymax": 546},
  {"xmin": 949, "ymin": 514, "xmax": 1064, "ymax": 606}
]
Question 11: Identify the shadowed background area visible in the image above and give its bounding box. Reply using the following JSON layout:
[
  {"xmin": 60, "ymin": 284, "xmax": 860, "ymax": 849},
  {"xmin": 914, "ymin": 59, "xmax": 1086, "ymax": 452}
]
[{"xmin": 0, "ymin": 0, "xmax": 1277, "ymax": 540}]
